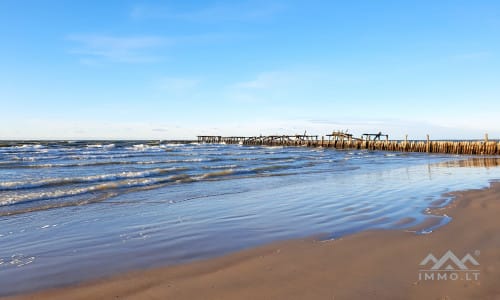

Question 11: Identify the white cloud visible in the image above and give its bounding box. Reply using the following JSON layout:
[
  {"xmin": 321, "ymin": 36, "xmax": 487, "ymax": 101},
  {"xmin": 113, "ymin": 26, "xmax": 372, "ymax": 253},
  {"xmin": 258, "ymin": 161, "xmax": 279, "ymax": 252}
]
[{"xmin": 67, "ymin": 34, "xmax": 171, "ymax": 63}]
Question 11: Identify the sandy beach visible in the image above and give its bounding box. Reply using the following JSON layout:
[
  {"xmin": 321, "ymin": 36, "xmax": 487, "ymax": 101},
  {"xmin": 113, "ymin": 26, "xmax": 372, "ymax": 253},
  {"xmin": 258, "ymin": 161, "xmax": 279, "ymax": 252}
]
[{"xmin": 3, "ymin": 181, "xmax": 499, "ymax": 300}]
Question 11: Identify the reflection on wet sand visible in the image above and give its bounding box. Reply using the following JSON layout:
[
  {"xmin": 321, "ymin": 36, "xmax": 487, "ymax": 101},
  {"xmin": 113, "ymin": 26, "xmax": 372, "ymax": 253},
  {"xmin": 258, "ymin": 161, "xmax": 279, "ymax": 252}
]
[{"xmin": 433, "ymin": 157, "xmax": 500, "ymax": 168}]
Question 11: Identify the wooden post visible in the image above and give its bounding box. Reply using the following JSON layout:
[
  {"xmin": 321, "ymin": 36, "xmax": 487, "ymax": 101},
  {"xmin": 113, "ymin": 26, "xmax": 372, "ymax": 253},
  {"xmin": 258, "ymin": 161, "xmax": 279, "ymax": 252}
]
[
  {"xmin": 485, "ymin": 133, "xmax": 489, "ymax": 143},
  {"xmin": 426, "ymin": 134, "xmax": 430, "ymax": 153}
]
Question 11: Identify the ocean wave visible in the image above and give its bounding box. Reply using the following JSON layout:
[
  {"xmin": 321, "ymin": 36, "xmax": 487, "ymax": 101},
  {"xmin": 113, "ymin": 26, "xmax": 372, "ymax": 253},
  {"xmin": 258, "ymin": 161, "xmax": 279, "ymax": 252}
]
[
  {"xmin": 0, "ymin": 167, "xmax": 188, "ymax": 191},
  {"xmin": 169, "ymin": 174, "xmax": 195, "ymax": 183},
  {"xmin": 252, "ymin": 165, "xmax": 293, "ymax": 172},
  {"xmin": 193, "ymin": 169, "xmax": 235, "ymax": 180},
  {"xmin": 12, "ymin": 144, "xmax": 45, "ymax": 150},
  {"xmin": 64, "ymin": 151, "xmax": 175, "ymax": 160},
  {"xmin": 0, "ymin": 191, "xmax": 118, "ymax": 216},
  {"xmin": 11, "ymin": 155, "xmax": 60, "ymax": 162},
  {"xmin": 129, "ymin": 144, "xmax": 155, "ymax": 151},
  {"xmin": 86, "ymin": 144, "xmax": 115, "ymax": 149},
  {"xmin": 263, "ymin": 156, "xmax": 298, "ymax": 161},
  {"xmin": 0, "ymin": 157, "xmax": 215, "ymax": 169},
  {"xmin": 0, "ymin": 168, "xmax": 244, "ymax": 207},
  {"xmin": 0, "ymin": 175, "xmax": 182, "ymax": 206},
  {"xmin": 202, "ymin": 164, "xmax": 239, "ymax": 169}
]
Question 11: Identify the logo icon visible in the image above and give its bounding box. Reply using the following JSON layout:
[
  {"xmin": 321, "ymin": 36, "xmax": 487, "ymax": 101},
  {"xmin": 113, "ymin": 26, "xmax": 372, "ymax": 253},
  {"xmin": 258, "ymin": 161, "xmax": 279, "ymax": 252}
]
[{"xmin": 418, "ymin": 250, "xmax": 480, "ymax": 281}]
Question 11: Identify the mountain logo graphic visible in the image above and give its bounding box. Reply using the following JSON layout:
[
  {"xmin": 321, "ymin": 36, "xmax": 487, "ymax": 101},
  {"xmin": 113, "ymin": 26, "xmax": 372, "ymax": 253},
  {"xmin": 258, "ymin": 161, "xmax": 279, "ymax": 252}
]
[{"xmin": 420, "ymin": 250, "xmax": 479, "ymax": 270}]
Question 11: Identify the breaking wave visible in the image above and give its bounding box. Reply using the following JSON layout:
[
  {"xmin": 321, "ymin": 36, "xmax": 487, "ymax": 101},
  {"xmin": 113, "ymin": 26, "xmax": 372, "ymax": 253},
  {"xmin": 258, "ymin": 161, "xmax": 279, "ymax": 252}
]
[
  {"xmin": 0, "ymin": 167, "xmax": 188, "ymax": 191},
  {"xmin": 0, "ymin": 142, "xmax": 332, "ymax": 215}
]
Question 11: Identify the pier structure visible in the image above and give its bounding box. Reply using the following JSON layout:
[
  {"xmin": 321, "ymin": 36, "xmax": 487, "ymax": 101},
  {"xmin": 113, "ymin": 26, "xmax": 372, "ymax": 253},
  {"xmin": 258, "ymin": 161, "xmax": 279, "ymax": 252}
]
[
  {"xmin": 326, "ymin": 130, "xmax": 355, "ymax": 141},
  {"xmin": 197, "ymin": 136, "xmax": 222, "ymax": 143},
  {"xmin": 362, "ymin": 132, "xmax": 389, "ymax": 141},
  {"xmin": 240, "ymin": 135, "xmax": 319, "ymax": 146},
  {"xmin": 197, "ymin": 133, "xmax": 500, "ymax": 155}
]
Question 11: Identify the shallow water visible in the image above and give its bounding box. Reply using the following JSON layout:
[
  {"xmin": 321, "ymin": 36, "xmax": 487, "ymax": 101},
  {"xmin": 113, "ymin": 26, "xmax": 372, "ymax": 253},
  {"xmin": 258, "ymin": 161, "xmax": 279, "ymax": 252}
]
[{"xmin": 1, "ymin": 141, "xmax": 500, "ymax": 295}]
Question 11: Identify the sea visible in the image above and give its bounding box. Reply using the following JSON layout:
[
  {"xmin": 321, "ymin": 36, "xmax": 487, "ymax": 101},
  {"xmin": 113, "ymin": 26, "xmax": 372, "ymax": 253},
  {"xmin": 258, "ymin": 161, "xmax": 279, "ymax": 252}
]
[{"xmin": 1, "ymin": 140, "xmax": 500, "ymax": 295}]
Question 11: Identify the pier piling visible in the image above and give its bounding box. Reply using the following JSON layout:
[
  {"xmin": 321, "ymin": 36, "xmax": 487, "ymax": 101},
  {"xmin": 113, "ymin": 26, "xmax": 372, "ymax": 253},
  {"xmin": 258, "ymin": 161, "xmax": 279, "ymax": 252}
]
[{"xmin": 196, "ymin": 133, "xmax": 499, "ymax": 156}]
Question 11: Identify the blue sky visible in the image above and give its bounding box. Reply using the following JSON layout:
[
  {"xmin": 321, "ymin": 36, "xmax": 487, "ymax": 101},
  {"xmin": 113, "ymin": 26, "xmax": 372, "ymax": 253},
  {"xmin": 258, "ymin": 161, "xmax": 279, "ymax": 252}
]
[{"xmin": 1, "ymin": 0, "xmax": 499, "ymax": 139}]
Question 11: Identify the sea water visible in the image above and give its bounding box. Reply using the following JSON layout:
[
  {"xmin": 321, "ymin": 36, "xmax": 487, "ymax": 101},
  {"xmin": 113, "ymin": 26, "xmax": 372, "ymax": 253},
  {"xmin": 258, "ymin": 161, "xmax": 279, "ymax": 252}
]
[{"xmin": 1, "ymin": 141, "xmax": 499, "ymax": 295}]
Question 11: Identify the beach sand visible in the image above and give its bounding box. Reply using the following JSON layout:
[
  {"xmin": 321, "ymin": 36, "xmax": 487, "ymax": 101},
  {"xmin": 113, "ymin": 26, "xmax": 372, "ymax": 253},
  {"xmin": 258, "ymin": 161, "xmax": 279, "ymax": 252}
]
[{"xmin": 4, "ymin": 182, "xmax": 500, "ymax": 300}]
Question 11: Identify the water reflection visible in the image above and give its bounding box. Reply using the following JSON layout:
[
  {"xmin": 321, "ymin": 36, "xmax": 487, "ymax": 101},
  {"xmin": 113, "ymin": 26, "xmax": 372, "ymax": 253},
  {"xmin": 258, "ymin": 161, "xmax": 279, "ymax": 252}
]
[{"xmin": 433, "ymin": 158, "xmax": 500, "ymax": 168}]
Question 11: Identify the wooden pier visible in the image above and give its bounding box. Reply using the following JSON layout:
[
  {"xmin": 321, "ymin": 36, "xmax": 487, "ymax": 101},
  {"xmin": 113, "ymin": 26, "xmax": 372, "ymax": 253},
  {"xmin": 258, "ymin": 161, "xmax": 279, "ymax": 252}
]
[
  {"xmin": 197, "ymin": 135, "xmax": 222, "ymax": 143},
  {"xmin": 197, "ymin": 133, "xmax": 500, "ymax": 155}
]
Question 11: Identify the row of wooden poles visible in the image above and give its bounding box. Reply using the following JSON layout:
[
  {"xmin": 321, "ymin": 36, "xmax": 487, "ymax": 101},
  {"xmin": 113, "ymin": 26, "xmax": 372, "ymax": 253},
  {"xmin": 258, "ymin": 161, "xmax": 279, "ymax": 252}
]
[{"xmin": 197, "ymin": 134, "xmax": 500, "ymax": 155}]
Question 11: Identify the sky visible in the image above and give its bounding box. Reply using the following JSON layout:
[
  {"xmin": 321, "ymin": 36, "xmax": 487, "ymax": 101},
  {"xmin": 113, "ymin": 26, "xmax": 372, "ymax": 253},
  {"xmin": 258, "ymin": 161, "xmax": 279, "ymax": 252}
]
[{"xmin": 1, "ymin": 0, "xmax": 499, "ymax": 140}]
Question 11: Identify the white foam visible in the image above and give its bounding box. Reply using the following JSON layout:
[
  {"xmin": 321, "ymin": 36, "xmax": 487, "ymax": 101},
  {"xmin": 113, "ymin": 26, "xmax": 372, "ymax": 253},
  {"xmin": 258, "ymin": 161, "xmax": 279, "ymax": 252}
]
[
  {"xmin": 0, "ymin": 167, "xmax": 187, "ymax": 191},
  {"xmin": 0, "ymin": 176, "xmax": 174, "ymax": 206},
  {"xmin": 86, "ymin": 143, "xmax": 115, "ymax": 149},
  {"xmin": 202, "ymin": 164, "xmax": 238, "ymax": 169},
  {"xmin": 86, "ymin": 144, "xmax": 103, "ymax": 148},
  {"xmin": 126, "ymin": 144, "xmax": 164, "ymax": 151},
  {"xmin": 193, "ymin": 169, "xmax": 235, "ymax": 180},
  {"xmin": 14, "ymin": 144, "xmax": 44, "ymax": 150}
]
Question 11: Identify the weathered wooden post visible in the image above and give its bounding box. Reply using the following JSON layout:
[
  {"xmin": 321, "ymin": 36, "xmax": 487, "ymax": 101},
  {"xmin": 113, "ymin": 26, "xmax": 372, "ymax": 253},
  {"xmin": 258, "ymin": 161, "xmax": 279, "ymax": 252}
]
[
  {"xmin": 426, "ymin": 134, "xmax": 430, "ymax": 153},
  {"xmin": 485, "ymin": 133, "xmax": 489, "ymax": 143}
]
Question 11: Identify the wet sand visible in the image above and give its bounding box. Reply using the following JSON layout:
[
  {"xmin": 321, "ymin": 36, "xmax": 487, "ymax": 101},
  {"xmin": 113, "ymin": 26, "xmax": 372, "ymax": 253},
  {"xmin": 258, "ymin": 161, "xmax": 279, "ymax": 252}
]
[{"xmin": 5, "ymin": 182, "xmax": 500, "ymax": 300}]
